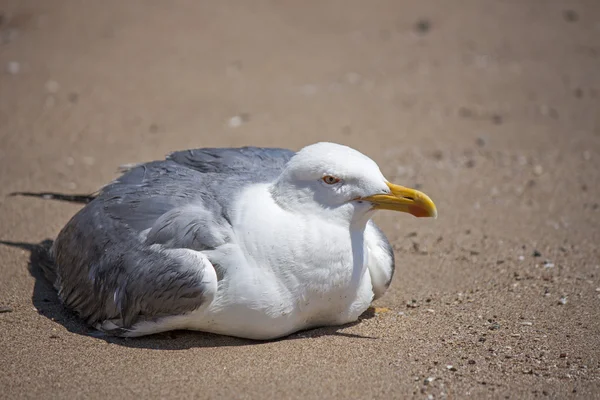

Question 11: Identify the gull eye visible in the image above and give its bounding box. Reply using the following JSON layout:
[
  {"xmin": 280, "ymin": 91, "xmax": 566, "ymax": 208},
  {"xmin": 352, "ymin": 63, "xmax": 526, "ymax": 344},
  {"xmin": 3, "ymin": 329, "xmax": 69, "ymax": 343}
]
[{"xmin": 322, "ymin": 175, "xmax": 340, "ymax": 185}]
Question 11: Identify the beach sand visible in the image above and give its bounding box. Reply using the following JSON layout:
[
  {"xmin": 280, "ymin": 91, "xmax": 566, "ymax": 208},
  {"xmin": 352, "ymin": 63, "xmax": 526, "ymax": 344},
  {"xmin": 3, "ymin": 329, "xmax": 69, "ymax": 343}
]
[{"xmin": 1, "ymin": 1, "xmax": 599, "ymax": 398}]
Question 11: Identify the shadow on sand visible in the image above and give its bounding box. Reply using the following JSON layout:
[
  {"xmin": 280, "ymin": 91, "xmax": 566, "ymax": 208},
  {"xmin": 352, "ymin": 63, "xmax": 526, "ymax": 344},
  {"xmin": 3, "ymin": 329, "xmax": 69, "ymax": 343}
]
[{"xmin": 1, "ymin": 237, "xmax": 378, "ymax": 351}]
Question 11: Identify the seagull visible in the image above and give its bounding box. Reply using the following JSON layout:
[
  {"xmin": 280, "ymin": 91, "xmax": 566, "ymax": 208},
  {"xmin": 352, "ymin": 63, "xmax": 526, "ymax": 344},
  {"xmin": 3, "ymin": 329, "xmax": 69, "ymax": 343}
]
[{"xmin": 45, "ymin": 142, "xmax": 437, "ymax": 340}]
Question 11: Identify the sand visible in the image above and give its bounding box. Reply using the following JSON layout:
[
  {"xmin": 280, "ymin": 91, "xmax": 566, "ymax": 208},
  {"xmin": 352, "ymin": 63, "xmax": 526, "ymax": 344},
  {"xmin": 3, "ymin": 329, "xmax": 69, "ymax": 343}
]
[{"xmin": 1, "ymin": 1, "xmax": 599, "ymax": 398}]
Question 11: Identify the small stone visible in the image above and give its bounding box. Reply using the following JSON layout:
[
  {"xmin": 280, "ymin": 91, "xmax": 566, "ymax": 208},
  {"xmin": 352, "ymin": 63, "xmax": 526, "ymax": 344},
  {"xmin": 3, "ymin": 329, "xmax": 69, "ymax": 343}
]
[
  {"xmin": 491, "ymin": 114, "xmax": 503, "ymax": 125},
  {"xmin": 424, "ymin": 376, "xmax": 435, "ymax": 385},
  {"xmin": 563, "ymin": 9, "xmax": 579, "ymax": 22},
  {"xmin": 6, "ymin": 61, "xmax": 20, "ymax": 75},
  {"xmin": 0, "ymin": 306, "xmax": 13, "ymax": 313},
  {"xmin": 446, "ymin": 365, "xmax": 457, "ymax": 371},
  {"xmin": 558, "ymin": 297, "xmax": 567, "ymax": 305},
  {"xmin": 488, "ymin": 322, "xmax": 501, "ymax": 330},
  {"xmin": 533, "ymin": 250, "xmax": 542, "ymax": 258},
  {"xmin": 468, "ymin": 359, "xmax": 476, "ymax": 365},
  {"xmin": 415, "ymin": 19, "xmax": 431, "ymax": 35},
  {"xmin": 49, "ymin": 334, "xmax": 60, "ymax": 339},
  {"xmin": 426, "ymin": 309, "xmax": 435, "ymax": 313},
  {"xmin": 228, "ymin": 115, "xmax": 243, "ymax": 128},
  {"xmin": 45, "ymin": 80, "xmax": 60, "ymax": 93},
  {"xmin": 560, "ymin": 353, "xmax": 567, "ymax": 358},
  {"xmin": 543, "ymin": 260, "xmax": 555, "ymax": 268},
  {"xmin": 520, "ymin": 321, "xmax": 533, "ymax": 326},
  {"xmin": 518, "ymin": 255, "xmax": 525, "ymax": 261}
]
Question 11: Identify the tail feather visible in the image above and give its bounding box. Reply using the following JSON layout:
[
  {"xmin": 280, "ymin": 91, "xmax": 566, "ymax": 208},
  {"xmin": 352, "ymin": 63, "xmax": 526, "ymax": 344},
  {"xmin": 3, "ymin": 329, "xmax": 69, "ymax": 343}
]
[{"xmin": 9, "ymin": 191, "xmax": 96, "ymax": 204}]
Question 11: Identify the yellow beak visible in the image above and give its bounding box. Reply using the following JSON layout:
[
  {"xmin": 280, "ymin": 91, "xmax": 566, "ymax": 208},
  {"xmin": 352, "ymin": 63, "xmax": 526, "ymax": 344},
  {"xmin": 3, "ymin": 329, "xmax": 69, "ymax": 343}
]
[{"xmin": 361, "ymin": 182, "xmax": 438, "ymax": 218}]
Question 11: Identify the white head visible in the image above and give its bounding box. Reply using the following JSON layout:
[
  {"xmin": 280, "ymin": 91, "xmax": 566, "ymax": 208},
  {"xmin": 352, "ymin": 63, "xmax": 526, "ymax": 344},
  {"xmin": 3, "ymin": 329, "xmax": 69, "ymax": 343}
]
[{"xmin": 271, "ymin": 142, "xmax": 437, "ymax": 226}]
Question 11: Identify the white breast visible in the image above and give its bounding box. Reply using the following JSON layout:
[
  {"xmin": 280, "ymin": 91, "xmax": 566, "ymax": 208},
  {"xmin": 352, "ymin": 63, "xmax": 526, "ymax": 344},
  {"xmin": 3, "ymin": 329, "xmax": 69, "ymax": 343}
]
[{"xmin": 186, "ymin": 183, "xmax": 375, "ymax": 339}]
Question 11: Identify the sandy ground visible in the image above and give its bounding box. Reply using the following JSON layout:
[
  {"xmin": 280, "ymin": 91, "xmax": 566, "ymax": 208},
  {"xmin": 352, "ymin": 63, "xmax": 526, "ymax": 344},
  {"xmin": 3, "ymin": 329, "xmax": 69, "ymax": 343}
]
[{"xmin": 1, "ymin": 1, "xmax": 599, "ymax": 398}]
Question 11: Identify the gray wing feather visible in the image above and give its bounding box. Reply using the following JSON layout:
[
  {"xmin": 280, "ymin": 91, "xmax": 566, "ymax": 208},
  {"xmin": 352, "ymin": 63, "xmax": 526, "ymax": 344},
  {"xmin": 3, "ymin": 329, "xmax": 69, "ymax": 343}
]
[
  {"xmin": 167, "ymin": 146, "xmax": 294, "ymax": 174},
  {"xmin": 52, "ymin": 202, "xmax": 210, "ymax": 328},
  {"xmin": 50, "ymin": 146, "xmax": 295, "ymax": 331}
]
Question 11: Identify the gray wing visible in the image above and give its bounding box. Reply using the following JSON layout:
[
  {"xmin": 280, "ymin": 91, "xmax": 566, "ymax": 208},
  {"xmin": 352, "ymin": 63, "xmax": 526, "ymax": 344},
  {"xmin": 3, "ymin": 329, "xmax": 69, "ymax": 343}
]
[
  {"xmin": 51, "ymin": 146, "xmax": 294, "ymax": 332},
  {"xmin": 166, "ymin": 146, "xmax": 294, "ymax": 174}
]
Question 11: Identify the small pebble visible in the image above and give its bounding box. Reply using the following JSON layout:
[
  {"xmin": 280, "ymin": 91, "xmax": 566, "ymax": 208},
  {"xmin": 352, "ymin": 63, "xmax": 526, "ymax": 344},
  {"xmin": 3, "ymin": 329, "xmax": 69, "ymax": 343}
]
[
  {"xmin": 560, "ymin": 353, "xmax": 567, "ymax": 358},
  {"xmin": 424, "ymin": 377, "xmax": 435, "ymax": 385},
  {"xmin": 558, "ymin": 297, "xmax": 567, "ymax": 305},
  {"xmin": 49, "ymin": 334, "xmax": 60, "ymax": 339},
  {"xmin": 491, "ymin": 114, "xmax": 503, "ymax": 125},
  {"xmin": 488, "ymin": 322, "xmax": 501, "ymax": 330},
  {"xmin": 543, "ymin": 261, "xmax": 555, "ymax": 268},
  {"xmin": 520, "ymin": 321, "xmax": 533, "ymax": 326},
  {"xmin": 0, "ymin": 306, "xmax": 13, "ymax": 313},
  {"xmin": 45, "ymin": 80, "xmax": 60, "ymax": 93},
  {"xmin": 446, "ymin": 365, "xmax": 457, "ymax": 371},
  {"xmin": 563, "ymin": 9, "xmax": 579, "ymax": 22},
  {"xmin": 415, "ymin": 19, "xmax": 431, "ymax": 35},
  {"xmin": 228, "ymin": 115, "xmax": 243, "ymax": 128},
  {"xmin": 518, "ymin": 255, "xmax": 525, "ymax": 261},
  {"xmin": 468, "ymin": 359, "xmax": 476, "ymax": 365},
  {"xmin": 533, "ymin": 250, "xmax": 542, "ymax": 258},
  {"xmin": 6, "ymin": 61, "xmax": 20, "ymax": 75}
]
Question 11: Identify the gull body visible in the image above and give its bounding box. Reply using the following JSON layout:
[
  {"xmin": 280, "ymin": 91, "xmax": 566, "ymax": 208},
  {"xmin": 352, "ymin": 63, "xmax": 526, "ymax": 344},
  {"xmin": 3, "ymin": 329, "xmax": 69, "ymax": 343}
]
[{"xmin": 48, "ymin": 142, "xmax": 437, "ymax": 340}]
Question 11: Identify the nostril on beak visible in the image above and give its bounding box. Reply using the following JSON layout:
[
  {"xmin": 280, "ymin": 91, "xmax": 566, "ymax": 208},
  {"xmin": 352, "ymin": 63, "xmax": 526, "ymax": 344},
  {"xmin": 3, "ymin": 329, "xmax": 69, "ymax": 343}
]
[{"xmin": 404, "ymin": 196, "xmax": 415, "ymax": 201}]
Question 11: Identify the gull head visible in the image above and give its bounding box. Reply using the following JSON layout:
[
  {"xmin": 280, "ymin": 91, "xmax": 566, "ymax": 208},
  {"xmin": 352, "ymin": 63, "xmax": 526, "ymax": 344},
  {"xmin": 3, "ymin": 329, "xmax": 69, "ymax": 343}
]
[{"xmin": 271, "ymin": 142, "xmax": 437, "ymax": 225}]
